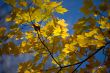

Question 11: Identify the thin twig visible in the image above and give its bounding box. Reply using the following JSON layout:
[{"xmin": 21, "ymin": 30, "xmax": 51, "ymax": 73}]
[
  {"xmin": 72, "ymin": 64, "xmax": 82, "ymax": 73},
  {"xmin": 57, "ymin": 68, "xmax": 62, "ymax": 73},
  {"xmin": 27, "ymin": 1, "xmax": 62, "ymax": 69},
  {"xmin": 39, "ymin": 42, "xmax": 110, "ymax": 72},
  {"xmin": 37, "ymin": 31, "xmax": 62, "ymax": 68},
  {"xmin": 71, "ymin": 42, "xmax": 110, "ymax": 73}
]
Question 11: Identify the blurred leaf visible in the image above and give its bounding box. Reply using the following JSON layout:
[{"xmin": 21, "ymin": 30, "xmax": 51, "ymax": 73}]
[{"xmin": 55, "ymin": 6, "xmax": 68, "ymax": 14}]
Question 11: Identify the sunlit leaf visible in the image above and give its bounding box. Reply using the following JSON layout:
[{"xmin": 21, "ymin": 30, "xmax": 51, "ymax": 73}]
[{"xmin": 55, "ymin": 6, "xmax": 68, "ymax": 14}]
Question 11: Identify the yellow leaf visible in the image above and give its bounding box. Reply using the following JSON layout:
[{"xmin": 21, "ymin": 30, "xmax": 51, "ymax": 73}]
[
  {"xmin": 52, "ymin": 59, "xmax": 59, "ymax": 67},
  {"xmin": 0, "ymin": 27, "xmax": 6, "ymax": 37},
  {"xmin": 63, "ymin": 60, "xmax": 70, "ymax": 65},
  {"xmin": 98, "ymin": 17, "xmax": 110, "ymax": 29},
  {"xmin": 92, "ymin": 69, "xmax": 96, "ymax": 73},
  {"xmin": 94, "ymin": 34, "xmax": 104, "ymax": 41},
  {"xmin": 6, "ymin": 17, "xmax": 11, "ymax": 22},
  {"xmin": 44, "ymin": 0, "xmax": 50, "ymax": 2},
  {"xmin": 24, "ymin": 70, "xmax": 30, "ymax": 73},
  {"xmin": 77, "ymin": 35, "xmax": 88, "ymax": 47},
  {"xmin": 57, "ymin": 19, "xmax": 68, "ymax": 27},
  {"xmin": 90, "ymin": 40, "xmax": 105, "ymax": 48},
  {"xmin": 63, "ymin": 47, "xmax": 70, "ymax": 53},
  {"xmin": 5, "ymin": 0, "xmax": 16, "ymax": 6},
  {"xmin": 57, "ymin": 19, "xmax": 69, "ymax": 38},
  {"xmin": 63, "ymin": 44, "xmax": 77, "ymax": 54},
  {"xmin": 56, "ymin": 6, "xmax": 68, "ymax": 14},
  {"xmin": 46, "ymin": 2, "xmax": 61, "ymax": 8},
  {"xmin": 61, "ymin": 32, "xmax": 69, "ymax": 39},
  {"xmin": 25, "ymin": 32, "xmax": 33, "ymax": 39},
  {"xmin": 53, "ymin": 26, "xmax": 61, "ymax": 36},
  {"xmin": 47, "ymin": 36, "xmax": 53, "ymax": 43},
  {"xmin": 85, "ymin": 29, "xmax": 97, "ymax": 37},
  {"xmin": 21, "ymin": 41, "xmax": 26, "ymax": 47},
  {"xmin": 19, "ymin": 1, "xmax": 27, "ymax": 7}
]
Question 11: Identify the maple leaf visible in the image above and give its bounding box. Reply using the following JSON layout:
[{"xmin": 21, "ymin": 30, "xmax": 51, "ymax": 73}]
[
  {"xmin": 46, "ymin": 2, "xmax": 61, "ymax": 8},
  {"xmin": 63, "ymin": 43, "xmax": 77, "ymax": 54},
  {"xmin": 19, "ymin": 1, "xmax": 27, "ymax": 7},
  {"xmin": 24, "ymin": 70, "xmax": 30, "ymax": 73},
  {"xmin": 53, "ymin": 26, "xmax": 61, "ymax": 36},
  {"xmin": 77, "ymin": 35, "xmax": 88, "ymax": 47},
  {"xmin": 55, "ymin": 6, "xmax": 68, "ymax": 14}
]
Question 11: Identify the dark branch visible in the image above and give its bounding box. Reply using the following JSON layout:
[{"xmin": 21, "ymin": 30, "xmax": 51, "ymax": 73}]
[
  {"xmin": 28, "ymin": 2, "xmax": 62, "ymax": 70},
  {"xmin": 71, "ymin": 42, "xmax": 110, "ymax": 72},
  {"xmin": 37, "ymin": 31, "xmax": 62, "ymax": 68},
  {"xmin": 57, "ymin": 68, "xmax": 62, "ymax": 73},
  {"xmin": 39, "ymin": 42, "xmax": 110, "ymax": 72},
  {"xmin": 72, "ymin": 64, "xmax": 82, "ymax": 73}
]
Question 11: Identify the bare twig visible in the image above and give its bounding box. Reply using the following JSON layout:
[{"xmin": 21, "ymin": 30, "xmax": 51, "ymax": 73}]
[
  {"xmin": 28, "ymin": 1, "xmax": 62, "ymax": 69},
  {"xmin": 71, "ymin": 42, "xmax": 110, "ymax": 72},
  {"xmin": 39, "ymin": 42, "xmax": 110, "ymax": 72},
  {"xmin": 57, "ymin": 68, "xmax": 62, "ymax": 73},
  {"xmin": 72, "ymin": 64, "xmax": 82, "ymax": 73},
  {"xmin": 37, "ymin": 31, "xmax": 62, "ymax": 68}
]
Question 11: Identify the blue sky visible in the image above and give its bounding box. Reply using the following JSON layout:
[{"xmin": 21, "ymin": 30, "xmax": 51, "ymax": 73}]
[{"xmin": 56, "ymin": 0, "xmax": 83, "ymax": 24}]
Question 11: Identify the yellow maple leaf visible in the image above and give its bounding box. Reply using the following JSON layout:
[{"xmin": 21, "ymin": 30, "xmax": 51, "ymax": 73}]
[
  {"xmin": 57, "ymin": 19, "xmax": 68, "ymax": 27},
  {"xmin": 53, "ymin": 26, "xmax": 61, "ymax": 36},
  {"xmin": 77, "ymin": 35, "xmax": 88, "ymax": 47},
  {"xmin": 46, "ymin": 2, "xmax": 61, "ymax": 8},
  {"xmin": 90, "ymin": 40, "xmax": 105, "ymax": 48},
  {"xmin": 63, "ymin": 47, "xmax": 70, "ymax": 54},
  {"xmin": 56, "ymin": 6, "xmax": 68, "ymax": 14},
  {"xmin": 94, "ymin": 34, "xmax": 104, "ymax": 41},
  {"xmin": 24, "ymin": 70, "xmax": 30, "ymax": 73},
  {"xmin": 25, "ymin": 32, "xmax": 33, "ymax": 39},
  {"xmin": 21, "ymin": 41, "xmax": 26, "ymax": 47},
  {"xmin": 0, "ymin": 27, "xmax": 6, "ymax": 36},
  {"xmin": 5, "ymin": 17, "xmax": 11, "ymax": 22},
  {"xmin": 47, "ymin": 36, "xmax": 53, "ymax": 43},
  {"xmin": 44, "ymin": 0, "xmax": 50, "ymax": 2},
  {"xmin": 61, "ymin": 32, "xmax": 69, "ymax": 39},
  {"xmin": 19, "ymin": 1, "xmax": 27, "ymax": 7},
  {"xmin": 85, "ymin": 29, "xmax": 97, "ymax": 37},
  {"xmin": 5, "ymin": 0, "xmax": 16, "ymax": 6},
  {"xmin": 98, "ymin": 17, "xmax": 110, "ymax": 29},
  {"xmin": 63, "ymin": 60, "xmax": 70, "ymax": 65},
  {"xmin": 63, "ymin": 44, "xmax": 77, "ymax": 54},
  {"xmin": 52, "ymin": 59, "xmax": 59, "ymax": 67},
  {"xmin": 57, "ymin": 19, "xmax": 69, "ymax": 38}
]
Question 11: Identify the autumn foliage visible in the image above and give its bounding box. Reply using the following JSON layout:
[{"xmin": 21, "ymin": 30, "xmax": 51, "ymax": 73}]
[{"xmin": 0, "ymin": 0, "xmax": 110, "ymax": 73}]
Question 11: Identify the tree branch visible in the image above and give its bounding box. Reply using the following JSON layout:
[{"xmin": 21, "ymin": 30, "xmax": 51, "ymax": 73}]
[
  {"xmin": 28, "ymin": 1, "xmax": 62, "ymax": 70},
  {"xmin": 71, "ymin": 42, "xmax": 110, "ymax": 72},
  {"xmin": 37, "ymin": 31, "xmax": 62, "ymax": 68},
  {"xmin": 39, "ymin": 42, "xmax": 110, "ymax": 72},
  {"xmin": 57, "ymin": 68, "xmax": 62, "ymax": 73},
  {"xmin": 72, "ymin": 64, "xmax": 82, "ymax": 73}
]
